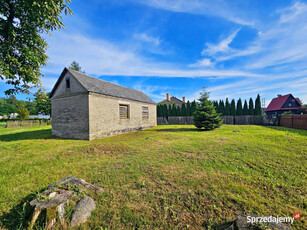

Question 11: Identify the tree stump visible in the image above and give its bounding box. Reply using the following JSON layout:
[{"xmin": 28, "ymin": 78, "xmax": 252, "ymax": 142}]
[{"xmin": 29, "ymin": 176, "xmax": 103, "ymax": 229}]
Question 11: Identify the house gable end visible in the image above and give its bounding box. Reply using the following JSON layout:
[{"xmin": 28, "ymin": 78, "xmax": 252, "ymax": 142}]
[
  {"xmin": 281, "ymin": 94, "xmax": 301, "ymax": 109},
  {"xmin": 50, "ymin": 68, "xmax": 88, "ymax": 98}
]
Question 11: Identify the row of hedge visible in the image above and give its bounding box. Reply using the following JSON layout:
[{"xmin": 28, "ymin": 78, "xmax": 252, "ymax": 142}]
[{"xmin": 0, "ymin": 118, "xmax": 50, "ymax": 122}]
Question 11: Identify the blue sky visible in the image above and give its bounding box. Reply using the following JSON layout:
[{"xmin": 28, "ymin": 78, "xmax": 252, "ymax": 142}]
[{"xmin": 1, "ymin": 0, "xmax": 307, "ymax": 105}]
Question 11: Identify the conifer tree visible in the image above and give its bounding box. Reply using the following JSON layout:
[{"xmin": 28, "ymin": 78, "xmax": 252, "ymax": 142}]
[
  {"xmin": 176, "ymin": 106, "xmax": 181, "ymax": 116},
  {"xmin": 159, "ymin": 105, "xmax": 167, "ymax": 117},
  {"xmin": 193, "ymin": 88, "xmax": 222, "ymax": 130},
  {"xmin": 216, "ymin": 100, "xmax": 220, "ymax": 113},
  {"xmin": 236, "ymin": 98, "xmax": 243, "ymax": 115},
  {"xmin": 160, "ymin": 104, "xmax": 163, "ymax": 117},
  {"xmin": 219, "ymin": 100, "xmax": 225, "ymax": 115},
  {"xmin": 163, "ymin": 104, "xmax": 168, "ymax": 119},
  {"xmin": 181, "ymin": 102, "xmax": 187, "ymax": 116},
  {"xmin": 230, "ymin": 99, "xmax": 236, "ymax": 116},
  {"xmin": 168, "ymin": 104, "xmax": 172, "ymax": 116},
  {"xmin": 172, "ymin": 103, "xmax": 177, "ymax": 116},
  {"xmin": 213, "ymin": 101, "xmax": 218, "ymax": 111},
  {"xmin": 243, "ymin": 100, "xmax": 249, "ymax": 115},
  {"xmin": 69, "ymin": 61, "xmax": 85, "ymax": 73},
  {"xmin": 225, "ymin": 98, "xmax": 230, "ymax": 115},
  {"xmin": 255, "ymin": 94, "xmax": 263, "ymax": 116},
  {"xmin": 191, "ymin": 100, "xmax": 197, "ymax": 115},
  {"xmin": 186, "ymin": 101, "xmax": 192, "ymax": 116},
  {"xmin": 218, "ymin": 100, "xmax": 222, "ymax": 114},
  {"xmin": 249, "ymin": 98, "xmax": 254, "ymax": 115}
]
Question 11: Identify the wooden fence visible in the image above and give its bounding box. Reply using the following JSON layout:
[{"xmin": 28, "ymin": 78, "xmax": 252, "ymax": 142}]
[
  {"xmin": 157, "ymin": 117, "xmax": 193, "ymax": 125},
  {"xmin": 280, "ymin": 114, "xmax": 307, "ymax": 130},
  {"xmin": 157, "ymin": 115, "xmax": 279, "ymax": 126},
  {"xmin": 6, "ymin": 119, "xmax": 51, "ymax": 128}
]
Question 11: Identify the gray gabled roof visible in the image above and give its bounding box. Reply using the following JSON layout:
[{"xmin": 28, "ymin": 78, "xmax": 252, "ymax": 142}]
[
  {"xmin": 158, "ymin": 96, "xmax": 183, "ymax": 107},
  {"xmin": 50, "ymin": 68, "xmax": 156, "ymax": 104}
]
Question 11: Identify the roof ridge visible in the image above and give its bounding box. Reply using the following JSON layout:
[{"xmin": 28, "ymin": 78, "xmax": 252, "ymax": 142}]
[
  {"xmin": 63, "ymin": 68, "xmax": 155, "ymax": 104},
  {"xmin": 66, "ymin": 68, "xmax": 146, "ymax": 95}
]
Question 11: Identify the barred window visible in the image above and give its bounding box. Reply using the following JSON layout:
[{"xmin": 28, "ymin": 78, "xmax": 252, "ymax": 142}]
[
  {"xmin": 142, "ymin": 106, "xmax": 149, "ymax": 119},
  {"xmin": 119, "ymin": 104, "xmax": 129, "ymax": 119}
]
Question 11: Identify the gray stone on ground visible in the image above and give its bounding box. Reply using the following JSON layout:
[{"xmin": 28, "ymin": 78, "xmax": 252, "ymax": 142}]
[{"xmin": 70, "ymin": 196, "xmax": 96, "ymax": 227}]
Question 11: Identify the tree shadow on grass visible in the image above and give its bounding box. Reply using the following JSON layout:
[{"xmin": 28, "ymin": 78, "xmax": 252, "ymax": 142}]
[
  {"xmin": 148, "ymin": 127, "xmax": 203, "ymax": 132},
  {"xmin": 0, "ymin": 129, "xmax": 60, "ymax": 142},
  {"xmin": 0, "ymin": 191, "xmax": 46, "ymax": 229},
  {"xmin": 264, "ymin": 126, "xmax": 307, "ymax": 137}
]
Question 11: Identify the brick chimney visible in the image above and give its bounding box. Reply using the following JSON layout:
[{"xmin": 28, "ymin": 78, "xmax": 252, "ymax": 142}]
[
  {"xmin": 277, "ymin": 94, "xmax": 282, "ymax": 98},
  {"xmin": 182, "ymin": 96, "xmax": 186, "ymax": 103},
  {"xmin": 166, "ymin": 93, "xmax": 170, "ymax": 101}
]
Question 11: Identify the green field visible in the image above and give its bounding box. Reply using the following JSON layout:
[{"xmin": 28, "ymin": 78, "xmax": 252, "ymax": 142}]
[{"xmin": 0, "ymin": 125, "xmax": 306, "ymax": 229}]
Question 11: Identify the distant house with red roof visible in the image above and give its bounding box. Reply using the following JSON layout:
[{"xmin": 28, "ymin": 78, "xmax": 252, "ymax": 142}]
[{"xmin": 265, "ymin": 94, "xmax": 303, "ymax": 116}]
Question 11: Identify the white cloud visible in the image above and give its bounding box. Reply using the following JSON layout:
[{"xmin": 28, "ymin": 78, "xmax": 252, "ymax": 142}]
[
  {"xmin": 213, "ymin": 1, "xmax": 307, "ymax": 70},
  {"xmin": 134, "ymin": 0, "xmax": 255, "ymax": 26},
  {"xmin": 214, "ymin": 45, "xmax": 261, "ymax": 62},
  {"xmin": 191, "ymin": 1, "xmax": 307, "ymax": 72},
  {"xmin": 44, "ymin": 32, "xmax": 263, "ymax": 79},
  {"xmin": 133, "ymin": 33, "xmax": 160, "ymax": 46},
  {"xmin": 279, "ymin": 1, "xmax": 307, "ymax": 23},
  {"xmin": 188, "ymin": 58, "xmax": 214, "ymax": 68},
  {"xmin": 40, "ymin": 1, "xmax": 307, "ymax": 106},
  {"xmin": 40, "ymin": 77, "xmax": 58, "ymax": 91},
  {"xmin": 189, "ymin": 28, "xmax": 242, "ymax": 67},
  {"xmin": 202, "ymin": 28, "xmax": 241, "ymax": 56},
  {"xmin": 133, "ymin": 84, "xmax": 181, "ymax": 101}
]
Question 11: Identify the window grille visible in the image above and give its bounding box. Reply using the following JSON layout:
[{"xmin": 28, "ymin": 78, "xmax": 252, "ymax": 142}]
[
  {"xmin": 119, "ymin": 104, "xmax": 129, "ymax": 119},
  {"xmin": 142, "ymin": 106, "xmax": 149, "ymax": 119}
]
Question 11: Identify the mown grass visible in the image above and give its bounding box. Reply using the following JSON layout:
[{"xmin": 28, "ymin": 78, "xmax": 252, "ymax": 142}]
[{"xmin": 0, "ymin": 125, "xmax": 306, "ymax": 229}]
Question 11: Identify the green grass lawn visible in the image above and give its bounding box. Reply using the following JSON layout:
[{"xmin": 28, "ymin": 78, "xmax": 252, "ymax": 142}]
[{"xmin": 0, "ymin": 125, "xmax": 306, "ymax": 229}]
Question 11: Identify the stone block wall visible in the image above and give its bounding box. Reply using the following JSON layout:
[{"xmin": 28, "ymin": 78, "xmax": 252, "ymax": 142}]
[
  {"xmin": 88, "ymin": 93, "xmax": 157, "ymax": 140},
  {"xmin": 51, "ymin": 93, "xmax": 90, "ymax": 140}
]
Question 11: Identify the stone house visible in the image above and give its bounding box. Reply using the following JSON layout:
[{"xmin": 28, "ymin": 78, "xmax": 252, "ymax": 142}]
[{"xmin": 50, "ymin": 68, "xmax": 157, "ymax": 140}]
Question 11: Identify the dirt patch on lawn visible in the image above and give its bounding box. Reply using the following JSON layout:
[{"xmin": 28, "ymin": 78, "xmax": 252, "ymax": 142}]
[{"xmin": 84, "ymin": 144, "xmax": 136, "ymax": 156}]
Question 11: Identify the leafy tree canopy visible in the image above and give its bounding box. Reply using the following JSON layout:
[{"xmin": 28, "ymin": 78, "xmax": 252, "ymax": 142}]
[
  {"xmin": 34, "ymin": 88, "xmax": 51, "ymax": 115},
  {"xmin": 18, "ymin": 102, "xmax": 29, "ymax": 119},
  {"xmin": 0, "ymin": 89, "xmax": 51, "ymax": 116},
  {"xmin": 0, "ymin": 0, "xmax": 72, "ymax": 95}
]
